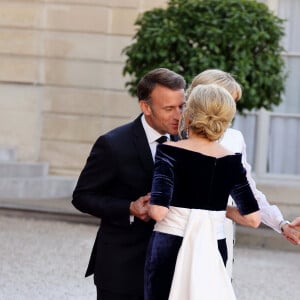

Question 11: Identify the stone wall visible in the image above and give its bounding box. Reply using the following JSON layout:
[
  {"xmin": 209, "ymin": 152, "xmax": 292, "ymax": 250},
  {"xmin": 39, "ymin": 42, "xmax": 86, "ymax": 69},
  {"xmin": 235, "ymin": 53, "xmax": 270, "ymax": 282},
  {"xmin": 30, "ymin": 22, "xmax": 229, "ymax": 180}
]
[{"xmin": 0, "ymin": 0, "xmax": 167, "ymax": 176}]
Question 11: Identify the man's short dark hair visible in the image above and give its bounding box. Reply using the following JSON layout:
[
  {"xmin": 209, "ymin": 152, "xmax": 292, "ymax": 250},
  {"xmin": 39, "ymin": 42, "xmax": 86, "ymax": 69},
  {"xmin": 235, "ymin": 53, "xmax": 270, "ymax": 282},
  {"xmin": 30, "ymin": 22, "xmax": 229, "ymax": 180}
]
[{"xmin": 137, "ymin": 68, "xmax": 186, "ymax": 101}]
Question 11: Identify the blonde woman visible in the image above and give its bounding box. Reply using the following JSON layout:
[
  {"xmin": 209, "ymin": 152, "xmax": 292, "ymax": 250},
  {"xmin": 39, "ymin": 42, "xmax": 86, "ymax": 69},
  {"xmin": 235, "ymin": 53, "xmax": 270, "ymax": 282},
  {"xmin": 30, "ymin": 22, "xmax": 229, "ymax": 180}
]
[
  {"xmin": 144, "ymin": 84, "xmax": 260, "ymax": 300},
  {"xmin": 186, "ymin": 69, "xmax": 299, "ymax": 277}
]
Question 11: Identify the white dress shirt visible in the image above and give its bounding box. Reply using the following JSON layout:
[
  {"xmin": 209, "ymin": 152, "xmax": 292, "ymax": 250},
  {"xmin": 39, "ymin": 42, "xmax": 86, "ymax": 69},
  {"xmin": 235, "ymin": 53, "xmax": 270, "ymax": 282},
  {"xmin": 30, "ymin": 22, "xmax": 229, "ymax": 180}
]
[
  {"xmin": 141, "ymin": 115, "xmax": 170, "ymax": 160},
  {"xmin": 222, "ymin": 128, "xmax": 284, "ymax": 278},
  {"xmin": 221, "ymin": 128, "xmax": 284, "ymax": 232}
]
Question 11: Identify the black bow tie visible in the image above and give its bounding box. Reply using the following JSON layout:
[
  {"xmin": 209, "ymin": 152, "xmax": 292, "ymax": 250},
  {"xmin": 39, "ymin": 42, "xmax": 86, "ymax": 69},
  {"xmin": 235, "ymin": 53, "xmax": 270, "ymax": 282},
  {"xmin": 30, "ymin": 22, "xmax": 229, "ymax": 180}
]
[{"xmin": 156, "ymin": 136, "xmax": 168, "ymax": 144}]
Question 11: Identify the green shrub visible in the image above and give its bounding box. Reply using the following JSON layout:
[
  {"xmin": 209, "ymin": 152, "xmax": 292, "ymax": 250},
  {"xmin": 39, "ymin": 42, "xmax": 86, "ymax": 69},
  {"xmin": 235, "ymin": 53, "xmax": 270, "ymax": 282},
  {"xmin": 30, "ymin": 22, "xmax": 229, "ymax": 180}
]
[{"xmin": 122, "ymin": 0, "xmax": 286, "ymax": 113}]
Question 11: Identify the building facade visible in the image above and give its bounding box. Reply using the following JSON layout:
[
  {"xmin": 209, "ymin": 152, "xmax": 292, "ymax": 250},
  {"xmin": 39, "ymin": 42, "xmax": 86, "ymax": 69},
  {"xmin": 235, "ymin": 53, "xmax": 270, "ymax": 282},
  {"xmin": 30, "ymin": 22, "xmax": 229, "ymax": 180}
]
[
  {"xmin": 0, "ymin": 0, "xmax": 299, "ymax": 192},
  {"xmin": 0, "ymin": 0, "xmax": 168, "ymax": 176}
]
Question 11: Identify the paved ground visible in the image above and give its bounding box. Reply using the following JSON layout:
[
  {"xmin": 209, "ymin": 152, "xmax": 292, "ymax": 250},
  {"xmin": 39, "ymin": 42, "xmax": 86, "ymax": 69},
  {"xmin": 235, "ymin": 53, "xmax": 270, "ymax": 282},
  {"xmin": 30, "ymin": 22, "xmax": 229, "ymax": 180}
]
[{"xmin": 0, "ymin": 214, "xmax": 299, "ymax": 300}]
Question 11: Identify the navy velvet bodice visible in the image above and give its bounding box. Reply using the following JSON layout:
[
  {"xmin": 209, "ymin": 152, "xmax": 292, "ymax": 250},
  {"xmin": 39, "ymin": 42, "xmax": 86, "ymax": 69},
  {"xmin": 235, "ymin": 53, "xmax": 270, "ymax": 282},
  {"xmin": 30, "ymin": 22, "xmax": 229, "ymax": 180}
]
[{"xmin": 150, "ymin": 144, "xmax": 259, "ymax": 215}]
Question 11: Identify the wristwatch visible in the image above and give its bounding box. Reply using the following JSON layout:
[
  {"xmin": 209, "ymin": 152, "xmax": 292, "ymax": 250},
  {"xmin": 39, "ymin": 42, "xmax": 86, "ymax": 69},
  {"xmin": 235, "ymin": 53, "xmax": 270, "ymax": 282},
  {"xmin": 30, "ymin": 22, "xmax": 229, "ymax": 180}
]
[{"xmin": 279, "ymin": 220, "xmax": 290, "ymax": 233}]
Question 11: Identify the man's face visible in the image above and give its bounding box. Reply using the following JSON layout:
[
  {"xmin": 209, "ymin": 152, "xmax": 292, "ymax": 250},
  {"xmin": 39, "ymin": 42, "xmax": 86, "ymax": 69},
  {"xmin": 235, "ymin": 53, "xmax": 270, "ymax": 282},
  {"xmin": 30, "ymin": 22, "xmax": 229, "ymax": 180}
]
[{"xmin": 140, "ymin": 84, "xmax": 185, "ymax": 135}]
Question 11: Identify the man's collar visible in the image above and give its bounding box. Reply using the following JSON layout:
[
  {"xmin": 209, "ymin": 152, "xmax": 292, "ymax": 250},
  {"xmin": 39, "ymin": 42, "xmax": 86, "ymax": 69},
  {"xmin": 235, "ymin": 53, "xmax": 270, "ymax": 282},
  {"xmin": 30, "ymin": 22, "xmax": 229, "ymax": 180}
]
[{"xmin": 141, "ymin": 115, "xmax": 170, "ymax": 143}]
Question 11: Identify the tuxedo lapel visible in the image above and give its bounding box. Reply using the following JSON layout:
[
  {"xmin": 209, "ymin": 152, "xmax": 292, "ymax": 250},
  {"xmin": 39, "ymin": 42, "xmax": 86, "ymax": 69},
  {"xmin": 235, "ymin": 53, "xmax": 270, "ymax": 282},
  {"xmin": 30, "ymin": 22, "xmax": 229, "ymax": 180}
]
[{"xmin": 132, "ymin": 115, "xmax": 154, "ymax": 174}]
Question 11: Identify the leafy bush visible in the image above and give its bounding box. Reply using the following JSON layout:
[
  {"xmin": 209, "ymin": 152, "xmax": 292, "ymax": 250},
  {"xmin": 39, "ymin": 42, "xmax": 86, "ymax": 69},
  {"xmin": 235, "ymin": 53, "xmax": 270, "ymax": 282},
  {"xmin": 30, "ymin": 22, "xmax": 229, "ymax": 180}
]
[{"xmin": 122, "ymin": 0, "xmax": 286, "ymax": 113}]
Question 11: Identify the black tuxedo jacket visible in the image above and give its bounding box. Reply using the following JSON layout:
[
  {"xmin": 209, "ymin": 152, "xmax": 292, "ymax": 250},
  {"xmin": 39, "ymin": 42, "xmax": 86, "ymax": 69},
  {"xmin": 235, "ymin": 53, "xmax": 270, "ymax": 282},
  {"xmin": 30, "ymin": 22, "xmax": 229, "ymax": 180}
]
[{"xmin": 72, "ymin": 115, "xmax": 156, "ymax": 295}]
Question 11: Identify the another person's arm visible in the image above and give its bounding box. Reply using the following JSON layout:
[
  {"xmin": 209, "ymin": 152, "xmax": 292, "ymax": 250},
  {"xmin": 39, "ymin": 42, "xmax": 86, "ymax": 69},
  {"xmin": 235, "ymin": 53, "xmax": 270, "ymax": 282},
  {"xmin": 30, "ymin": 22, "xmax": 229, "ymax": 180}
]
[
  {"xmin": 236, "ymin": 133, "xmax": 299, "ymax": 244},
  {"xmin": 290, "ymin": 217, "xmax": 300, "ymax": 227},
  {"xmin": 284, "ymin": 218, "xmax": 300, "ymax": 245},
  {"xmin": 238, "ymin": 134, "xmax": 283, "ymax": 231}
]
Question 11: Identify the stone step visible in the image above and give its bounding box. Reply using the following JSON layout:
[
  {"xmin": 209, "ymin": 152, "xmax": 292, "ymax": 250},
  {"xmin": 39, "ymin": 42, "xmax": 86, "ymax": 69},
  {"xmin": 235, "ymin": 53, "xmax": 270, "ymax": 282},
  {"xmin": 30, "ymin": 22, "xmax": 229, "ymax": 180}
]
[
  {"xmin": 0, "ymin": 161, "xmax": 49, "ymax": 177},
  {"xmin": 0, "ymin": 176, "xmax": 77, "ymax": 199},
  {"xmin": 257, "ymin": 177, "xmax": 300, "ymax": 206},
  {"xmin": 235, "ymin": 224, "xmax": 298, "ymax": 252},
  {"xmin": 0, "ymin": 148, "xmax": 16, "ymax": 161}
]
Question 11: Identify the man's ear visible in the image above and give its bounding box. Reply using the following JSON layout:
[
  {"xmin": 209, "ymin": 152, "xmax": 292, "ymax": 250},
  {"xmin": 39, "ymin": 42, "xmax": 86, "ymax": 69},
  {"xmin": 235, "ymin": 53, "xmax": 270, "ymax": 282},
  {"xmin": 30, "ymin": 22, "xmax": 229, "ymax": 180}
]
[{"xmin": 139, "ymin": 100, "xmax": 151, "ymax": 116}]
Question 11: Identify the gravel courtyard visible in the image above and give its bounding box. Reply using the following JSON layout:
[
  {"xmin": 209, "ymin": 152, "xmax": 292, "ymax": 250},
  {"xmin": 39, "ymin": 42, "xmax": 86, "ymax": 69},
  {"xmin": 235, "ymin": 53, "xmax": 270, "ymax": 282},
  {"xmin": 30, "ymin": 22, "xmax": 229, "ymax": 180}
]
[{"xmin": 0, "ymin": 215, "xmax": 299, "ymax": 300}]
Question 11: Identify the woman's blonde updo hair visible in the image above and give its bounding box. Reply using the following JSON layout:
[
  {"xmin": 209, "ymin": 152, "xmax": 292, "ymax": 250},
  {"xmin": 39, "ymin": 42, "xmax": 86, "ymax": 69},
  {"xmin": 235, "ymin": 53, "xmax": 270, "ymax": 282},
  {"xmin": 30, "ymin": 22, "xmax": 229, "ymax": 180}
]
[
  {"xmin": 185, "ymin": 69, "xmax": 242, "ymax": 101},
  {"xmin": 180, "ymin": 84, "xmax": 236, "ymax": 141}
]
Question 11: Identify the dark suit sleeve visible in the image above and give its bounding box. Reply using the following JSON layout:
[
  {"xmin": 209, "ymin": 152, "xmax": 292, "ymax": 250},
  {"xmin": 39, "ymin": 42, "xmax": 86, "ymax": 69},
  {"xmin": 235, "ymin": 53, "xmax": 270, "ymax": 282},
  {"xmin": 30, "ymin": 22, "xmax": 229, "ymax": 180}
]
[{"xmin": 72, "ymin": 135, "xmax": 131, "ymax": 222}]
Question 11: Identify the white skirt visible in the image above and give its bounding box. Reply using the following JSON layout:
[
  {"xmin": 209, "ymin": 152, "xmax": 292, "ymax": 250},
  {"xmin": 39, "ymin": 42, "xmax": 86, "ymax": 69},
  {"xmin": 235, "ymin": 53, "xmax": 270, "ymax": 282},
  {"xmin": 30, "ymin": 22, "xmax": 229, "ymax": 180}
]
[{"xmin": 154, "ymin": 206, "xmax": 236, "ymax": 300}]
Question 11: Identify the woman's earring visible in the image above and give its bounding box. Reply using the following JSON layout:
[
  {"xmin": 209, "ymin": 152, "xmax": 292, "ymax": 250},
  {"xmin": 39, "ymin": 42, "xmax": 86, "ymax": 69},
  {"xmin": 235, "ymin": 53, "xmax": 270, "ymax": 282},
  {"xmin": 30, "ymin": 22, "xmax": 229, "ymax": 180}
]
[{"xmin": 184, "ymin": 127, "xmax": 189, "ymax": 139}]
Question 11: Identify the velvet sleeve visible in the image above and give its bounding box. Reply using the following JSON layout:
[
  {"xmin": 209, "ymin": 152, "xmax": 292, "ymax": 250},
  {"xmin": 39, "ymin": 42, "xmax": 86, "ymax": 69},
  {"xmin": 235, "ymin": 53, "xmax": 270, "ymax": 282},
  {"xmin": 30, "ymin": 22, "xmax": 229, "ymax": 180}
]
[
  {"xmin": 150, "ymin": 145, "xmax": 175, "ymax": 207},
  {"xmin": 230, "ymin": 157, "xmax": 260, "ymax": 215}
]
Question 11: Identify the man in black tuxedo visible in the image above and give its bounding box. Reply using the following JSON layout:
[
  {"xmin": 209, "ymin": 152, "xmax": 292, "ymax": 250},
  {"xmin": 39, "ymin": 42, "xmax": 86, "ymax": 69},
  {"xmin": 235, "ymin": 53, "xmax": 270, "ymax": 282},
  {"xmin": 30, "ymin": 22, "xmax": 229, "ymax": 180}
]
[{"xmin": 72, "ymin": 68, "xmax": 186, "ymax": 300}]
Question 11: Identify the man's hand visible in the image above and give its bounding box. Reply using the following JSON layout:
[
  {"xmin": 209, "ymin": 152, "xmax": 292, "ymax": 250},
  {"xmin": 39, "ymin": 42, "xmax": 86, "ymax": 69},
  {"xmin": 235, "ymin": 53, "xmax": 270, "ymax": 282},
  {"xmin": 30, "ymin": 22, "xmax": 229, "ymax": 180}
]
[
  {"xmin": 130, "ymin": 194, "xmax": 151, "ymax": 222},
  {"xmin": 282, "ymin": 217, "xmax": 300, "ymax": 245},
  {"xmin": 282, "ymin": 222, "xmax": 300, "ymax": 245},
  {"xmin": 290, "ymin": 217, "xmax": 300, "ymax": 228}
]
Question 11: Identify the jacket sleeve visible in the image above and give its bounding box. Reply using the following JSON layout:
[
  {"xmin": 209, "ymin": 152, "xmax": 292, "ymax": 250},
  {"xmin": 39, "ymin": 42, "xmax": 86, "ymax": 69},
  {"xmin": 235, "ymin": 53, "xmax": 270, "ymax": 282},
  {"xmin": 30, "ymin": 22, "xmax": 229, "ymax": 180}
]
[{"xmin": 72, "ymin": 135, "xmax": 131, "ymax": 223}]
